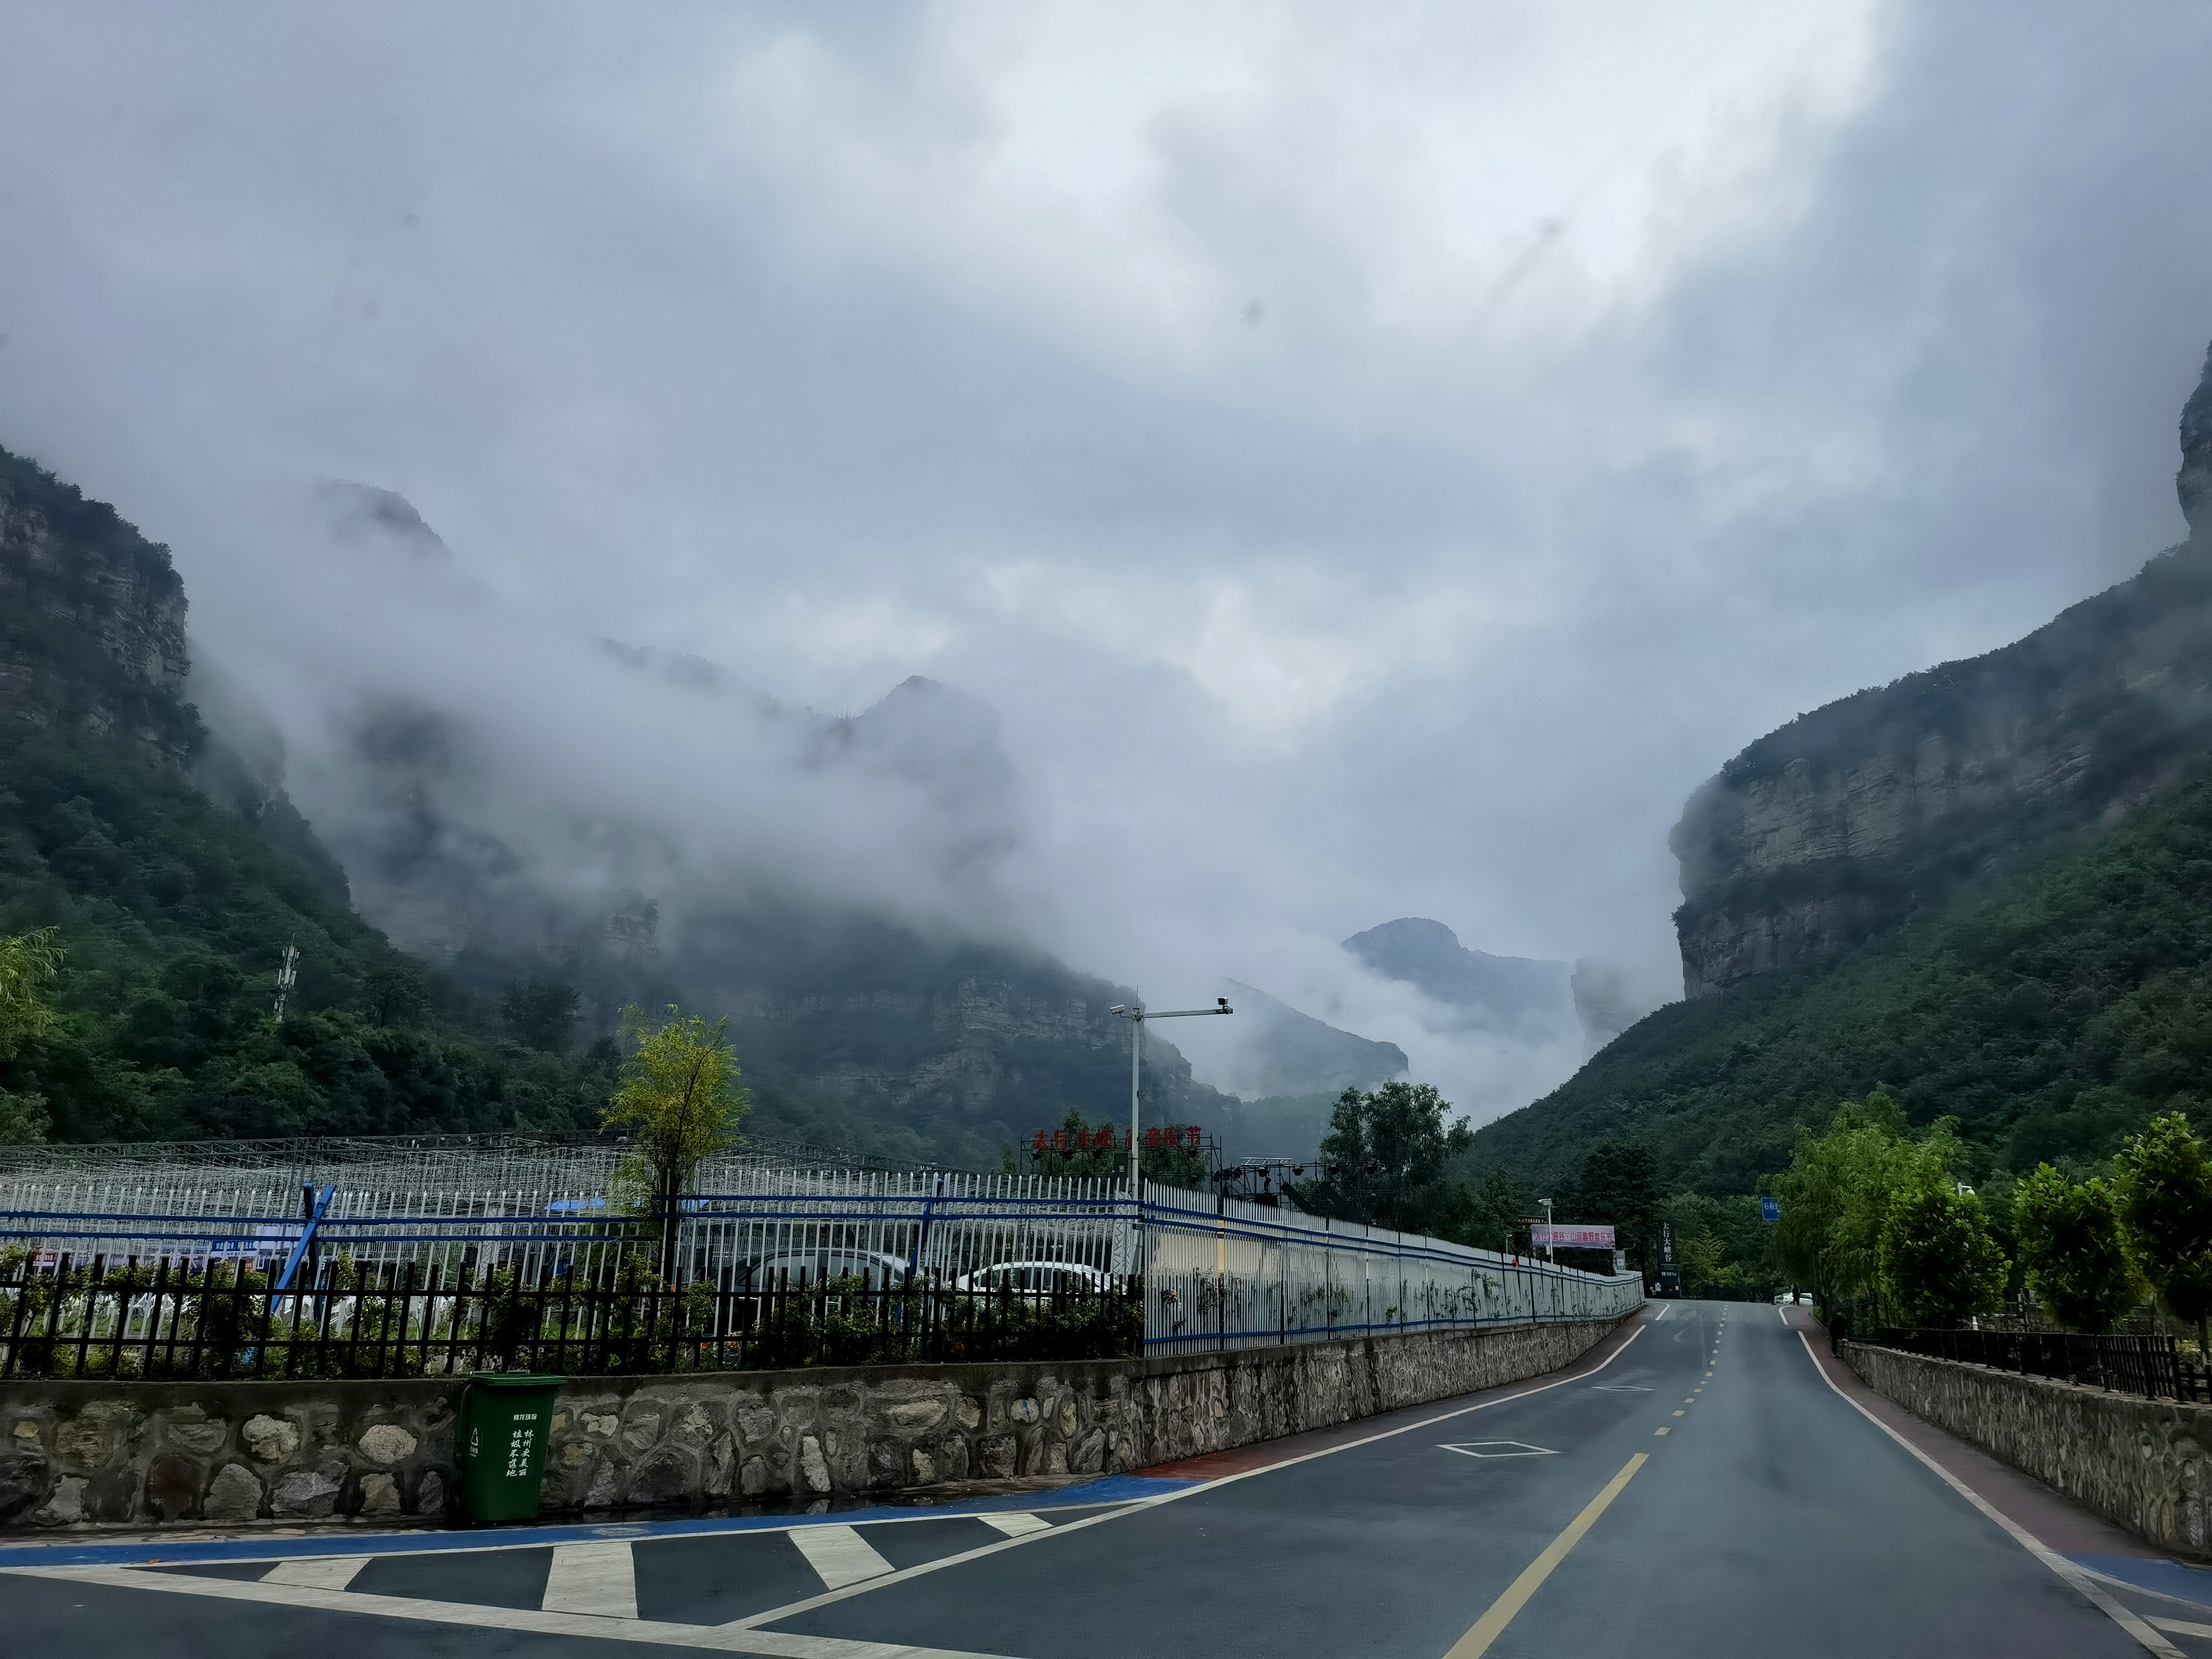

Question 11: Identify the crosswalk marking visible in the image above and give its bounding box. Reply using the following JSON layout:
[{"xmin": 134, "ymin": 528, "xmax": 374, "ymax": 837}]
[
  {"xmin": 979, "ymin": 1513, "xmax": 1053, "ymax": 1539},
  {"xmin": 261, "ymin": 1555, "xmax": 368, "ymax": 1590},
  {"xmin": 790, "ymin": 1523, "xmax": 895, "ymax": 1590},
  {"xmin": 543, "ymin": 1541, "xmax": 637, "ymax": 1618}
]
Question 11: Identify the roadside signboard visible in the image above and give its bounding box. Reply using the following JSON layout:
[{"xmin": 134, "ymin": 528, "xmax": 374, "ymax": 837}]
[
  {"xmin": 1659, "ymin": 1220, "xmax": 1677, "ymax": 1270},
  {"xmin": 1530, "ymin": 1222, "xmax": 1615, "ymax": 1250},
  {"xmin": 1761, "ymin": 1196, "xmax": 1782, "ymax": 1222}
]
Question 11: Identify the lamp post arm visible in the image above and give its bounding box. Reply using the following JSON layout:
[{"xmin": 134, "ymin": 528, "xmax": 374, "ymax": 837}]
[{"xmin": 1109, "ymin": 1003, "xmax": 1233, "ymax": 1198}]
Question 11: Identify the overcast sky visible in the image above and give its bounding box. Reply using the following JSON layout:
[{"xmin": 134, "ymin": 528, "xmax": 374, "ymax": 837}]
[{"xmin": 3, "ymin": 3, "xmax": 2209, "ymax": 1118}]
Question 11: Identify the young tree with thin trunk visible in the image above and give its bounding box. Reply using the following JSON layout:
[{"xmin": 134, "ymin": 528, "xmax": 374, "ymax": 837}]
[{"xmin": 602, "ymin": 1004, "xmax": 750, "ymax": 1282}]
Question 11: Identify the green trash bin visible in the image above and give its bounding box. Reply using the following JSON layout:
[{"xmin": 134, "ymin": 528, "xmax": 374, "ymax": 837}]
[{"xmin": 457, "ymin": 1373, "xmax": 565, "ymax": 1522}]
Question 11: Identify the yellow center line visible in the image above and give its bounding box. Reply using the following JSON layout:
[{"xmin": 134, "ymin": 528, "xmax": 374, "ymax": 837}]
[{"xmin": 1443, "ymin": 1454, "xmax": 1650, "ymax": 1658}]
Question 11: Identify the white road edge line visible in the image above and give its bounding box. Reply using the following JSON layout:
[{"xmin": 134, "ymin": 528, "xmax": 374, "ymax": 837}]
[
  {"xmin": 2152, "ymin": 1617, "xmax": 2212, "ymax": 1638},
  {"xmin": 0, "ymin": 1496, "xmax": 1137, "ymax": 1573},
  {"xmin": 0, "ymin": 1560, "xmax": 1014, "ymax": 1658},
  {"xmin": 1795, "ymin": 1331, "xmax": 2182, "ymax": 1659},
  {"xmin": 2077, "ymin": 1561, "xmax": 2212, "ymax": 1612},
  {"xmin": 976, "ymin": 1513, "xmax": 1051, "ymax": 1539},
  {"xmin": 721, "ymin": 1317, "xmax": 1652, "ymax": 1631}
]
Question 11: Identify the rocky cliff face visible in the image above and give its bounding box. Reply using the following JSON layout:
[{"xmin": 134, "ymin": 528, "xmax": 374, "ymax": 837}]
[
  {"xmin": 0, "ymin": 448, "xmax": 198, "ymax": 765},
  {"xmin": 1672, "ymin": 342, "xmax": 2212, "ymax": 997},
  {"xmin": 2182, "ymin": 342, "xmax": 2212, "ymax": 538}
]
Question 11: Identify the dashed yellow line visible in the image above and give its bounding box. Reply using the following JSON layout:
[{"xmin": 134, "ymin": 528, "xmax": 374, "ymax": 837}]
[{"xmin": 1442, "ymin": 1455, "xmax": 1650, "ymax": 1658}]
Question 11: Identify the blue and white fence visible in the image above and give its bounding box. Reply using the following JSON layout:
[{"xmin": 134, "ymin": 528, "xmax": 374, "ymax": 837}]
[{"xmin": 0, "ymin": 1146, "xmax": 1639, "ymax": 1354}]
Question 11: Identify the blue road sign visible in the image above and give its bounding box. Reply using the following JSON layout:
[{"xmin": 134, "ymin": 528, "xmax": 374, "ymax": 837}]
[{"xmin": 1761, "ymin": 1196, "xmax": 1782, "ymax": 1222}]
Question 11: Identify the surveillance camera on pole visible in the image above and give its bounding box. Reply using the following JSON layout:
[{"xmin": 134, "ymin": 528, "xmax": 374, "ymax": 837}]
[{"xmin": 1108, "ymin": 995, "xmax": 1233, "ymax": 1195}]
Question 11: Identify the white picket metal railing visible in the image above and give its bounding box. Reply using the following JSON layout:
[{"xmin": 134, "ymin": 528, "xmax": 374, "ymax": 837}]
[{"xmin": 0, "ymin": 1145, "xmax": 1640, "ymax": 1353}]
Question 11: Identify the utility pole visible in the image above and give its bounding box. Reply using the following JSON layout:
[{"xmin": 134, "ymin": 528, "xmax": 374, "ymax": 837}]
[
  {"xmin": 272, "ymin": 941, "xmax": 300, "ymax": 1023},
  {"xmin": 1107, "ymin": 996, "xmax": 1233, "ymax": 1193}
]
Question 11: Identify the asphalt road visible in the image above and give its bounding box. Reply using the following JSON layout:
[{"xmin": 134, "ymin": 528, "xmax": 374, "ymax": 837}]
[{"xmin": 3, "ymin": 1301, "xmax": 2198, "ymax": 1658}]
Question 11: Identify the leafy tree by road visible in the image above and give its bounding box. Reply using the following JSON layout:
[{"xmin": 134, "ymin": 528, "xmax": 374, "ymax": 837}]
[
  {"xmin": 2013, "ymin": 1164, "xmax": 2136, "ymax": 1332},
  {"xmin": 1772, "ymin": 1088, "xmax": 1970, "ymax": 1320},
  {"xmin": 604, "ymin": 1004, "xmax": 751, "ymax": 1279},
  {"xmin": 1879, "ymin": 1185, "xmax": 2007, "ymax": 1327},
  {"xmin": 1307, "ymin": 1082, "xmax": 1474, "ymax": 1233},
  {"xmin": 2117, "ymin": 1112, "xmax": 2212, "ymax": 1352}
]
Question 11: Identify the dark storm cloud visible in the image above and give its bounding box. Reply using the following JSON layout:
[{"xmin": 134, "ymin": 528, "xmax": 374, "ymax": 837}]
[{"xmin": 1, "ymin": 2, "xmax": 2207, "ymax": 1118}]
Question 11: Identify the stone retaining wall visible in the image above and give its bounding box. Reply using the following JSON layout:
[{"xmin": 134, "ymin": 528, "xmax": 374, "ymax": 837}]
[
  {"xmin": 1841, "ymin": 1340, "xmax": 2212, "ymax": 1559},
  {"xmin": 0, "ymin": 1313, "xmax": 1630, "ymax": 1530}
]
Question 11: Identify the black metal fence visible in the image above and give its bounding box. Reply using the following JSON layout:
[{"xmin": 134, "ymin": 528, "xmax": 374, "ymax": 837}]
[
  {"xmin": 1869, "ymin": 1326, "xmax": 2208, "ymax": 1402},
  {"xmin": 0, "ymin": 1254, "xmax": 1144, "ymax": 1380}
]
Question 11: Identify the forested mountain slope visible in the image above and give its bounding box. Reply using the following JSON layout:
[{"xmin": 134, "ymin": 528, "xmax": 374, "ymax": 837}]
[{"xmin": 1470, "ymin": 758, "xmax": 2212, "ymax": 1198}]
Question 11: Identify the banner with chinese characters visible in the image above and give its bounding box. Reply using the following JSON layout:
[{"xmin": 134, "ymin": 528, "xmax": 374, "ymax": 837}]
[
  {"xmin": 1529, "ymin": 1222, "xmax": 1615, "ymax": 1250},
  {"xmin": 1030, "ymin": 1124, "xmax": 1204, "ymax": 1155}
]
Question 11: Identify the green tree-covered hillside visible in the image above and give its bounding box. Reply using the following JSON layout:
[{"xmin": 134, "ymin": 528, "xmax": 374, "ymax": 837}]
[
  {"xmin": 1469, "ymin": 762, "xmax": 2212, "ymax": 1199},
  {"xmin": 0, "ymin": 728, "xmax": 620, "ymax": 1142}
]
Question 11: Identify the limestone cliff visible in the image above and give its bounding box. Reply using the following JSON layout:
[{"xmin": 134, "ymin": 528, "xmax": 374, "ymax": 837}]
[
  {"xmin": 1672, "ymin": 341, "xmax": 2212, "ymax": 996},
  {"xmin": 0, "ymin": 448, "xmax": 198, "ymax": 765}
]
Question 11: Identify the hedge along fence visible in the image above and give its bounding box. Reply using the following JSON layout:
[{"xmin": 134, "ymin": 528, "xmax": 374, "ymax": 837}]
[{"xmin": 0, "ymin": 1251, "xmax": 1143, "ymax": 1381}]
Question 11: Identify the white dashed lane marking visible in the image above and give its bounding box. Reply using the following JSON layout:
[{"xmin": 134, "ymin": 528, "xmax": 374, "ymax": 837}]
[
  {"xmin": 788, "ymin": 1523, "xmax": 895, "ymax": 1590},
  {"xmin": 979, "ymin": 1512, "xmax": 1052, "ymax": 1539},
  {"xmin": 261, "ymin": 1555, "xmax": 368, "ymax": 1590},
  {"xmin": 543, "ymin": 1541, "xmax": 638, "ymax": 1618}
]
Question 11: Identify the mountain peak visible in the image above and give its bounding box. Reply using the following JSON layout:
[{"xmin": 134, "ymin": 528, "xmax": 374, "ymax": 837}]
[
  {"xmin": 316, "ymin": 482, "xmax": 453, "ymax": 561},
  {"xmin": 1343, "ymin": 918, "xmax": 1573, "ymax": 1040}
]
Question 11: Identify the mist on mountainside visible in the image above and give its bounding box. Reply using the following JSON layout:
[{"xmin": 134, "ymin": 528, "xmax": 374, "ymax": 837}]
[{"xmin": 188, "ymin": 484, "xmax": 1038, "ymax": 1009}]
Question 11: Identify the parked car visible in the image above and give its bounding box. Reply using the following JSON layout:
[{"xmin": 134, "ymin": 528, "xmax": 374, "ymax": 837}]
[
  {"xmin": 736, "ymin": 1250, "xmax": 919, "ymax": 1290},
  {"xmin": 953, "ymin": 1261, "xmax": 1114, "ymax": 1293}
]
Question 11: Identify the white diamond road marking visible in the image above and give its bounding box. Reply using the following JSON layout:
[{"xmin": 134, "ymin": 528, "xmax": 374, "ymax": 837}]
[
  {"xmin": 979, "ymin": 1512, "xmax": 1053, "ymax": 1538},
  {"xmin": 788, "ymin": 1522, "xmax": 894, "ymax": 1590},
  {"xmin": 543, "ymin": 1540, "xmax": 638, "ymax": 1618},
  {"xmin": 1439, "ymin": 1440, "xmax": 1557, "ymax": 1458},
  {"xmin": 261, "ymin": 1555, "xmax": 368, "ymax": 1590}
]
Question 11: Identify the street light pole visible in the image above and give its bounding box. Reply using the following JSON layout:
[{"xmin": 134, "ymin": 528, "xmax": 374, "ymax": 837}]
[
  {"xmin": 1108, "ymin": 997, "xmax": 1233, "ymax": 1195},
  {"xmin": 1539, "ymin": 1197, "xmax": 1554, "ymax": 1266}
]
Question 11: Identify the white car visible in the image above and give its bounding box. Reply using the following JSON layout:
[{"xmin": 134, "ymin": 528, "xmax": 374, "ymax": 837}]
[{"xmin": 953, "ymin": 1262, "xmax": 1115, "ymax": 1293}]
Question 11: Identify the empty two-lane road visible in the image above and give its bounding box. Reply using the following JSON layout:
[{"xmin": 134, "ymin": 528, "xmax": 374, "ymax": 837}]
[{"xmin": 2, "ymin": 1303, "xmax": 2175, "ymax": 1658}]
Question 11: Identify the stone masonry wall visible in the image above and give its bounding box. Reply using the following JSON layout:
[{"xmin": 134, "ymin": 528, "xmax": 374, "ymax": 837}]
[
  {"xmin": 0, "ymin": 1313, "xmax": 1629, "ymax": 1530},
  {"xmin": 1842, "ymin": 1340, "xmax": 2212, "ymax": 1559}
]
